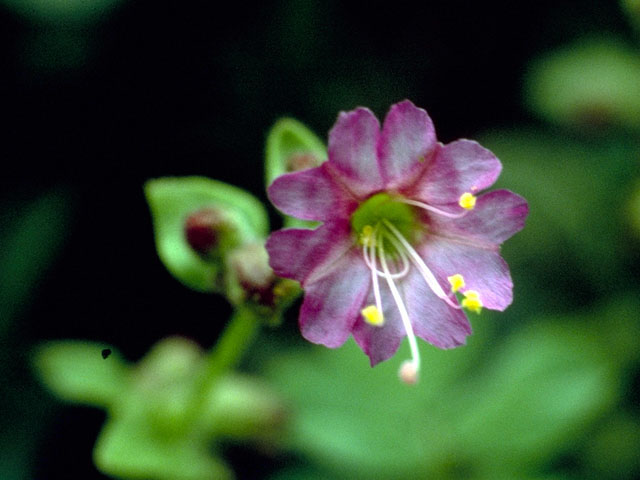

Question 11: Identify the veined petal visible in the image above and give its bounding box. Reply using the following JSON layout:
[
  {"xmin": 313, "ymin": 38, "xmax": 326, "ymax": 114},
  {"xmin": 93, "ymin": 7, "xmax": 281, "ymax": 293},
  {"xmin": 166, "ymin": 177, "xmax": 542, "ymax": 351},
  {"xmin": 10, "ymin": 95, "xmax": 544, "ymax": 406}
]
[
  {"xmin": 328, "ymin": 107, "xmax": 384, "ymax": 196},
  {"xmin": 299, "ymin": 247, "xmax": 371, "ymax": 348},
  {"xmin": 265, "ymin": 219, "xmax": 354, "ymax": 285},
  {"xmin": 418, "ymin": 238, "xmax": 514, "ymax": 311},
  {"xmin": 267, "ymin": 165, "xmax": 358, "ymax": 221},
  {"xmin": 409, "ymin": 139, "xmax": 502, "ymax": 204},
  {"xmin": 352, "ymin": 283, "xmax": 406, "ymax": 366},
  {"xmin": 378, "ymin": 100, "xmax": 437, "ymax": 188},
  {"xmin": 429, "ymin": 190, "xmax": 529, "ymax": 246},
  {"xmin": 403, "ymin": 267, "xmax": 472, "ymax": 348}
]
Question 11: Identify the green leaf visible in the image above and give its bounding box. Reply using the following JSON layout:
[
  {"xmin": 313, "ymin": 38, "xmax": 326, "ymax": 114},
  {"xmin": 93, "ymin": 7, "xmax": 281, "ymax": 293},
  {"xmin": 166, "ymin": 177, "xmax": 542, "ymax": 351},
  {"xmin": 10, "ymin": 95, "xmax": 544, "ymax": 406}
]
[
  {"xmin": 265, "ymin": 118, "xmax": 326, "ymax": 229},
  {"xmin": 0, "ymin": 188, "xmax": 71, "ymax": 337},
  {"xmin": 480, "ymin": 130, "xmax": 638, "ymax": 301},
  {"xmin": 525, "ymin": 38, "xmax": 640, "ymax": 130},
  {"xmin": 94, "ymin": 409, "xmax": 232, "ymax": 480},
  {"xmin": 264, "ymin": 307, "xmax": 621, "ymax": 479},
  {"xmin": 32, "ymin": 341, "xmax": 127, "ymax": 408},
  {"xmin": 144, "ymin": 176, "xmax": 268, "ymax": 293}
]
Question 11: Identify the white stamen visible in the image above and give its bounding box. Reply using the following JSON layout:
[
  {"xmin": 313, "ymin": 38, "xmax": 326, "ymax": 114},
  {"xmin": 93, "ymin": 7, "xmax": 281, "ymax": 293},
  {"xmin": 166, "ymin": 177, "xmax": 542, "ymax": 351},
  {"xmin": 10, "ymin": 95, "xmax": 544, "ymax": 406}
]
[
  {"xmin": 383, "ymin": 220, "xmax": 461, "ymax": 310},
  {"xmin": 378, "ymin": 233, "xmax": 420, "ymax": 382},
  {"xmin": 368, "ymin": 234, "xmax": 384, "ymax": 318},
  {"xmin": 399, "ymin": 198, "xmax": 468, "ymax": 219},
  {"xmin": 362, "ymin": 237, "xmax": 410, "ymax": 280}
]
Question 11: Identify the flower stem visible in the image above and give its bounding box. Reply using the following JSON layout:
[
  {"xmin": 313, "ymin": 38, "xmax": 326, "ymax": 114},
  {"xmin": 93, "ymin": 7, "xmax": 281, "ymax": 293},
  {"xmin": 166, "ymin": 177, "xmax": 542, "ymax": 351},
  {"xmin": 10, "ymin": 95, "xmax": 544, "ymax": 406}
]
[{"xmin": 187, "ymin": 307, "xmax": 260, "ymax": 424}]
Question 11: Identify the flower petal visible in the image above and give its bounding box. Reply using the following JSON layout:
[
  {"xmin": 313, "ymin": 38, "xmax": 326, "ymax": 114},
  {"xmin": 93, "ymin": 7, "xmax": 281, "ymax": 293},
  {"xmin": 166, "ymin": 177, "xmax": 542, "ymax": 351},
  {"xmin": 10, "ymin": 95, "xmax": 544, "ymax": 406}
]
[
  {"xmin": 298, "ymin": 247, "xmax": 371, "ymax": 348},
  {"xmin": 418, "ymin": 238, "xmax": 514, "ymax": 311},
  {"xmin": 265, "ymin": 219, "xmax": 354, "ymax": 285},
  {"xmin": 378, "ymin": 100, "xmax": 437, "ymax": 188},
  {"xmin": 328, "ymin": 107, "xmax": 383, "ymax": 197},
  {"xmin": 429, "ymin": 190, "xmax": 529, "ymax": 246},
  {"xmin": 402, "ymin": 267, "xmax": 472, "ymax": 348},
  {"xmin": 409, "ymin": 139, "xmax": 502, "ymax": 204},
  {"xmin": 267, "ymin": 165, "xmax": 358, "ymax": 221},
  {"xmin": 352, "ymin": 282, "xmax": 406, "ymax": 366}
]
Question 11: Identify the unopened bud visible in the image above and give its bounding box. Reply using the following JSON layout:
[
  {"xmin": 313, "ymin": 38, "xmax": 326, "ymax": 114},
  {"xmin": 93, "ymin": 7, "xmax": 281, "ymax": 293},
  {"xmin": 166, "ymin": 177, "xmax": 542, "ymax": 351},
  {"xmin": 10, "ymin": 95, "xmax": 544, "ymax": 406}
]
[
  {"xmin": 227, "ymin": 243, "xmax": 300, "ymax": 318},
  {"xmin": 286, "ymin": 152, "xmax": 321, "ymax": 172},
  {"xmin": 184, "ymin": 208, "xmax": 234, "ymax": 257},
  {"xmin": 228, "ymin": 243, "xmax": 277, "ymax": 307}
]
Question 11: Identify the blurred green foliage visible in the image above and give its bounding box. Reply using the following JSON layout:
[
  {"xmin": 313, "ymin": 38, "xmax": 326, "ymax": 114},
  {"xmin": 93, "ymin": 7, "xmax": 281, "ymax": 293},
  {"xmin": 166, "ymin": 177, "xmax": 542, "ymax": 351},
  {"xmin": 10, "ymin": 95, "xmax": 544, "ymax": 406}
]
[
  {"xmin": 0, "ymin": 189, "xmax": 71, "ymax": 480},
  {"xmin": 34, "ymin": 335, "xmax": 287, "ymax": 480},
  {"xmin": 14, "ymin": 1, "xmax": 640, "ymax": 479}
]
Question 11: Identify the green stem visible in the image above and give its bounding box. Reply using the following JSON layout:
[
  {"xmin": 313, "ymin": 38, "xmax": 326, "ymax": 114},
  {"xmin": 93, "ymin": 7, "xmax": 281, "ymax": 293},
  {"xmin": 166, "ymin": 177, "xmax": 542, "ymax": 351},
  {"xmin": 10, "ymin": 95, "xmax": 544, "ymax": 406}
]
[{"xmin": 187, "ymin": 307, "xmax": 260, "ymax": 424}]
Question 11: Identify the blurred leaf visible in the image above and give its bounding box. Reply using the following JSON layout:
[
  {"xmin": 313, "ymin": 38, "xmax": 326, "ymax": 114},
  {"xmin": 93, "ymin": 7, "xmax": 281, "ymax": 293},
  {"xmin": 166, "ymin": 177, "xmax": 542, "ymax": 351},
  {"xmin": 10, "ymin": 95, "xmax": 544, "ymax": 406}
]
[
  {"xmin": 264, "ymin": 118, "xmax": 326, "ymax": 229},
  {"xmin": 32, "ymin": 341, "xmax": 127, "ymax": 408},
  {"xmin": 629, "ymin": 180, "xmax": 640, "ymax": 239},
  {"xmin": 525, "ymin": 38, "xmax": 640, "ymax": 130},
  {"xmin": 264, "ymin": 306, "xmax": 622, "ymax": 479},
  {"xmin": 621, "ymin": 0, "xmax": 640, "ymax": 32},
  {"xmin": 94, "ymin": 407, "xmax": 233, "ymax": 480},
  {"xmin": 144, "ymin": 177, "xmax": 268, "ymax": 293},
  {"xmin": 480, "ymin": 130, "xmax": 638, "ymax": 302},
  {"xmin": 0, "ymin": 188, "xmax": 71, "ymax": 336},
  {"xmin": 87, "ymin": 336, "xmax": 286, "ymax": 480},
  {"xmin": 583, "ymin": 413, "xmax": 640, "ymax": 478}
]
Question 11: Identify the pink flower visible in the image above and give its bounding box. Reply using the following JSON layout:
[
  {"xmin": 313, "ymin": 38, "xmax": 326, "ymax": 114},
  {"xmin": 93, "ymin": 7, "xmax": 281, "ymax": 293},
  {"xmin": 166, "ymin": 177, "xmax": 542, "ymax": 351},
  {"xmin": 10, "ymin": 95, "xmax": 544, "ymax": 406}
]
[{"xmin": 266, "ymin": 100, "xmax": 528, "ymax": 383}]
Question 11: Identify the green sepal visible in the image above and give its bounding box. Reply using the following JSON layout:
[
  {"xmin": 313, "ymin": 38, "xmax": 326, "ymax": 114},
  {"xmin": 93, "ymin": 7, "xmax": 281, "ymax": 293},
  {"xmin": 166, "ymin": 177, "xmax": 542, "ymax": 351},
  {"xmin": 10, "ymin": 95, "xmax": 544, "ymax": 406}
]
[
  {"xmin": 525, "ymin": 38, "xmax": 640, "ymax": 130},
  {"xmin": 265, "ymin": 118, "xmax": 326, "ymax": 229},
  {"xmin": 144, "ymin": 177, "xmax": 269, "ymax": 293},
  {"xmin": 32, "ymin": 341, "xmax": 127, "ymax": 408}
]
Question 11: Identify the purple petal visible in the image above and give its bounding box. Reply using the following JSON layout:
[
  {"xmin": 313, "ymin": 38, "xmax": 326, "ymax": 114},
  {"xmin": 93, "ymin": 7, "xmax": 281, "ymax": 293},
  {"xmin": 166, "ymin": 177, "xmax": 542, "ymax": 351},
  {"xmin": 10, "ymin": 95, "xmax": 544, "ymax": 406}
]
[
  {"xmin": 352, "ymin": 281, "xmax": 406, "ymax": 366},
  {"xmin": 409, "ymin": 139, "xmax": 502, "ymax": 204},
  {"xmin": 418, "ymin": 238, "xmax": 514, "ymax": 311},
  {"xmin": 298, "ymin": 247, "xmax": 371, "ymax": 348},
  {"xmin": 267, "ymin": 165, "xmax": 358, "ymax": 221},
  {"xmin": 402, "ymin": 267, "xmax": 472, "ymax": 348},
  {"xmin": 429, "ymin": 190, "xmax": 529, "ymax": 246},
  {"xmin": 265, "ymin": 219, "xmax": 355, "ymax": 285},
  {"xmin": 328, "ymin": 107, "xmax": 384, "ymax": 197},
  {"xmin": 378, "ymin": 100, "xmax": 437, "ymax": 188}
]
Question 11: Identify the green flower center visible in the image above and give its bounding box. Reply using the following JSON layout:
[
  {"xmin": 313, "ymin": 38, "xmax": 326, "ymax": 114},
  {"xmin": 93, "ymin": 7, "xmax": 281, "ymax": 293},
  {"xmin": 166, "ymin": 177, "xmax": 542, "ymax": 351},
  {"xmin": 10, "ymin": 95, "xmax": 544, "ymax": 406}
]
[{"xmin": 350, "ymin": 193, "xmax": 418, "ymax": 241}]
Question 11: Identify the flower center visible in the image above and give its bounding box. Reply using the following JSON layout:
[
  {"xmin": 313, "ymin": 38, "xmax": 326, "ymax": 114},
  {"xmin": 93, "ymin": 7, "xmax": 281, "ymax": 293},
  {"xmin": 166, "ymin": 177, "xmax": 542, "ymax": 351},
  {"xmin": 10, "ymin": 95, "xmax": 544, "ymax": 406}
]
[
  {"xmin": 350, "ymin": 193, "xmax": 419, "ymax": 244},
  {"xmin": 350, "ymin": 192, "xmax": 483, "ymax": 384}
]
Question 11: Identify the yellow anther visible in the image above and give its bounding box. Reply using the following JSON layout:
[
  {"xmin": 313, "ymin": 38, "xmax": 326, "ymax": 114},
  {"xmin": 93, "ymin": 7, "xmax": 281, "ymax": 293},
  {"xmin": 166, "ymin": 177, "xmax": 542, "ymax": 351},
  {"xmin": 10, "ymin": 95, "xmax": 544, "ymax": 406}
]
[
  {"xmin": 360, "ymin": 225, "xmax": 375, "ymax": 247},
  {"xmin": 461, "ymin": 290, "xmax": 483, "ymax": 313},
  {"xmin": 361, "ymin": 305, "xmax": 384, "ymax": 326},
  {"xmin": 447, "ymin": 273, "xmax": 465, "ymax": 293},
  {"xmin": 459, "ymin": 192, "xmax": 477, "ymax": 210}
]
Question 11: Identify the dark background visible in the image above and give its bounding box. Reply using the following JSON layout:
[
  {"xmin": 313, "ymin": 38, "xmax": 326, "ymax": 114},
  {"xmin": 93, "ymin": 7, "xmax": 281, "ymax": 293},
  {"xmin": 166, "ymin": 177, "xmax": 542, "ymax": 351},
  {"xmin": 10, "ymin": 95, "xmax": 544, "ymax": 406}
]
[{"xmin": 0, "ymin": 0, "xmax": 633, "ymax": 478}]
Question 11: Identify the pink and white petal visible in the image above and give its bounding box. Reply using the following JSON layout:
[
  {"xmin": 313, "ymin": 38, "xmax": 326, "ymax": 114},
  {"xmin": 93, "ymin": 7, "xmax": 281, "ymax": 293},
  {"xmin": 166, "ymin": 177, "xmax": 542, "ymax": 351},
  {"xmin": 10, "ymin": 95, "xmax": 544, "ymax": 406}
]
[
  {"xmin": 378, "ymin": 100, "xmax": 437, "ymax": 188},
  {"xmin": 267, "ymin": 165, "xmax": 358, "ymax": 221},
  {"xmin": 429, "ymin": 190, "xmax": 529, "ymax": 246},
  {"xmin": 327, "ymin": 107, "xmax": 384, "ymax": 197},
  {"xmin": 409, "ymin": 139, "xmax": 502, "ymax": 204},
  {"xmin": 299, "ymin": 247, "xmax": 371, "ymax": 348},
  {"xmin": 266, "ymin": 219, "xmax": 355, "ymax": 285},
  {"xmin": 418, "ymin": 238, "xmax": 513, "ymax": 311},
  {"xmin": 352, "ymin": 281, "xmax": 406, "ymax": 366},
  {"xmin": 402, "ymin": 267, "xmax": 472, "ymax": 348}
]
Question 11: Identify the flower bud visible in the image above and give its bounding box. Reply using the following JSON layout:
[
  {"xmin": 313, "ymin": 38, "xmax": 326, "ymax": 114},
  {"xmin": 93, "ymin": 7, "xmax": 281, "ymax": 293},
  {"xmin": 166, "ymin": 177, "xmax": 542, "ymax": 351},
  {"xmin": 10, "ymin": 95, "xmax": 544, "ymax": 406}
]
[
  {"xmin": 286, "ymin": 152, "xmax": 321, "ymax": 172},
  {"xmin": 184, "ymin": 208, "xmax": 237, "ymax": 259},
  {"xmin": 226, "ymin": 243, "xmax": 299, "ymax": 320}
]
